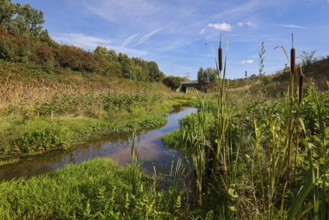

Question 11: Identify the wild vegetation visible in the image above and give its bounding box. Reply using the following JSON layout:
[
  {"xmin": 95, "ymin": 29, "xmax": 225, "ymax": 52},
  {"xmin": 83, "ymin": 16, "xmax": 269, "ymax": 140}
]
[
  {"xmin": 0, "ymin": 59, "xmax": 175, "ymax": 163},
  {"xmin": 162, "ymin": 38, "xmax": 329, "ymax": 219},
  {"xmin": 1, "ymin": 0, "xmax": 329, "ymax": 219},
  {"xmin": 0, "ymin": 158, "xmax": 189, "ymax": 219}
]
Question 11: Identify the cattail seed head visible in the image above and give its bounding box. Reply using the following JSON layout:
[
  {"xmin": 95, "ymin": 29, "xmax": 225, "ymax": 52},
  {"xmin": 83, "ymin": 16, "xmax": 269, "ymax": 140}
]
[
  {"xmin": 290, "ymin": 48, "xmax": 296, "ymax": 74},
  {"xmin": 218, "ymin": 47, "xmax": 223, "ymax": 72}
]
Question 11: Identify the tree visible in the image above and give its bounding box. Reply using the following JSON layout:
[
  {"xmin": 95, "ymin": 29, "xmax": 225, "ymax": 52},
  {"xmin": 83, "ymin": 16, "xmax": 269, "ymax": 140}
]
[
  {"xmin": 147, "ymin": 61, "xmax": 162, "ymax": 82},
  {"xmin": 301, "ymin": 50, "xmax": 316, "ymax": 66},
  {"xmin": 197, "ymin": 67, "xmax": 216, "ymax": 84},
  {"xmin": 163, "ymin": 76, "xmax": 185, "ymax": 90},
  {"xmin": 300, "ymin": 50, "xmax": 316, "ymax": 74},
  {"xmin": 118, "ymin": 53, "xmax": 132, "ymax": 79},
  {"xmin": 0, "ymin": 0, "xmax": 17, "ymax": 26},
  {"xmin": 94, "ymin": 46, "xmax": 117, "ymax": 62},
  {"xmin": 0, "ymin": 0, "xmax": 47, "ymax": 38},
  {"xmin": 132, "ymin": 57, "xmax": 149, "ymax": 81}
]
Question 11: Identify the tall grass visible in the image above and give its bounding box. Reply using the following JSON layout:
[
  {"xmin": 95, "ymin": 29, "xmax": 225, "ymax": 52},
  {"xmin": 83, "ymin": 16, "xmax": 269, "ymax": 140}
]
[
  {"xmin": 0, "ymin": 63, "xmax": 173, "ymax": 162},
  {"xmin": 163, "ymin": 36, "xmax": 328, "ymax": 218}
]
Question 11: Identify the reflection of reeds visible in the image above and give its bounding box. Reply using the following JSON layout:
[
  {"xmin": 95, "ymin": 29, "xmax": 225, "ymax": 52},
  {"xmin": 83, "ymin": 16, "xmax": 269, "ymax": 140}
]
[{"xmin": 130, "ymin": 131, "xmax": 141, "ymax": 194}]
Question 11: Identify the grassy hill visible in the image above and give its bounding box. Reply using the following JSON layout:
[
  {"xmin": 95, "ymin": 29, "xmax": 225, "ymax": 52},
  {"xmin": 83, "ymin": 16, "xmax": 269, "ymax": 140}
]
[
  {"xmin": 227, "ymin": 56, "xmax": 329, "ymax": 95},
  {"xmin": 0, "ymin": 58, "xmax": 178, "ymax": 163},
  {"xmin": 214, "ymin": 56, "xmax": 329, "ymax": 110}
]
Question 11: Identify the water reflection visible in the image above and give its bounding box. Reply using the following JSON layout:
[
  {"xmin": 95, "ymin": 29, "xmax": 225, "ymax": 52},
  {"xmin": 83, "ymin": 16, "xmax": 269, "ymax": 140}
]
[{"xmin": 0, "ymin": 106, "xmax": 197, "ymax": 181}]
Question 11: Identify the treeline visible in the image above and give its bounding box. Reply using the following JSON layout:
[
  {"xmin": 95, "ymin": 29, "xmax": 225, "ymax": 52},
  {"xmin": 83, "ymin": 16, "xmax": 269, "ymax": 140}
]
[
  {"xmin": 0, "ymin": 0, "xmax": 164, "ymax": 82},
  {"xmin": 197, "ymin": 67, "xmax": 216, "ymax": 84}
]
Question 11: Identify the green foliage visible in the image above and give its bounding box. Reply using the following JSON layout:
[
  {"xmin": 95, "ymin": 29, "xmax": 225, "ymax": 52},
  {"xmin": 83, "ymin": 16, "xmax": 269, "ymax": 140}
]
[
  {"xmin": 163, "ymin": 76, "xmax": 185, "ymax": 90},
  {"xmin": 0, "ymin": 90, "xmax": 169, "ymax": 157},
  {"xmin": 197, "ymin": 67, "xmax": 216, "ymax": 84},
  {"xmin": 0, "ymin": 158, "xmax": 190, "ymax": 219},
  {"xmin": 0, "ymin": 0, "xmax": 17, "ymax": 25},
  {"xmin": 15, "ymin": 127, "xmax": 69, "ymax": 153},
  {"xmin": 147, "ymin": 61, "xmax": 163, "ymax": 82},
  {"xmin": 163, "ymin": 83, "xmax": 329, "ymax": 218},
  {"xmin": 301, "ymin": 50, "xmax": 316, "ymax": 66},
  {"xmin": 0, "ymin": 0, "xmax": 47, "ymax": 38},
  {"xmin": 0, "ymin": 34, "xmax": 15, "ymax": 60}
]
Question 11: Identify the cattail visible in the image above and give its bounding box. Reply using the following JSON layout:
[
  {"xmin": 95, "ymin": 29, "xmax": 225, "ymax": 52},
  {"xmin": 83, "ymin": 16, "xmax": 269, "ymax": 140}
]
[
  {"xmin": 290, "ymin": 48, "xmax": 296, "ymax": 74},
  {"xmin": 218, "ymin": 46, "xmax": 223, "ymax": 72},
  {"xmin": 218, "ymin": 34, "xmax": 223, "ymax": 72},
  {"xmin": 290, "ymin": 33, "xmax": 296, "ymax": 74}
]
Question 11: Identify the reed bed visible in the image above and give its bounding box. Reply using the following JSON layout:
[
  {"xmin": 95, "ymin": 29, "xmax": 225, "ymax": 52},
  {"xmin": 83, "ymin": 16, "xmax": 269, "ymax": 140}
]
[{"xmin": 163, "ymin": 36, "xmax": 329, "ymax": 219}]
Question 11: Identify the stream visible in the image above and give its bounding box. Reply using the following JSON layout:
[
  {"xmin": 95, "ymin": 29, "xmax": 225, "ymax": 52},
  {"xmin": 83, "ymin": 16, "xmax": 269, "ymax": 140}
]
[{"xmin": 0, "ymin": 106, "xmax": 197, "ymax": 181}]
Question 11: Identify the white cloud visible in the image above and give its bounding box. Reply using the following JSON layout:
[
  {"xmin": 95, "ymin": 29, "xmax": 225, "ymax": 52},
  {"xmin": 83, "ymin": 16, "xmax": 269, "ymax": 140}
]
[
  {"xmin": 246, "ymin": 21, "xmax": 256, "ymax": 27},
  {"xmin": 237, "ymin": 21, "xmax": 257, "ymax": 28},
  {"xmin": 114, "ymin": 46, "xmax": 149, "ymax": 57},
  {"xmin": 53, "ymin": 32, "xmax": 148, "ymax": 57},
  {"xmin": 208, "ymin": 23, "xmax": 232, "ymax": 31},
  {"xmin": 212, "ymin": 0, "xmax": 277, "ymax": 20},
  {"xmin": 83, "ymin": 0, "xmax": 158, "ymax": 23},
  {"xmin": 53, "ymin": 33, "xmax": 112, "ymax": 50},
  {"xmin": 122, "ymin": 33, "xmax": 138, "ymax": 47},
  {"xmin": 135, "ymin": 29, "xmax": 161, "ymax": 46},
  {"xmin": 277, "ymin": 24, "xmax": 308, "ymax": 29},
  {"xmin": 239, "ymin": 59, "xmax": 254, "ymax": 64}
]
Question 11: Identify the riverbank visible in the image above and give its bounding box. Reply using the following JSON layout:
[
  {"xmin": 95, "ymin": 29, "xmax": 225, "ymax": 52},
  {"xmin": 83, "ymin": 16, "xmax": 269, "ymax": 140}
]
[
  {"xmin": 0, "ymin": 158, "xmax": 164, "ymax": 219},
  {"xmin": 0, "ymin": 106, "xmax": 197, "ymax": 180},
  {"xmin": 0, "ymin": 61, "xmax": 191, "ymax": 165}
]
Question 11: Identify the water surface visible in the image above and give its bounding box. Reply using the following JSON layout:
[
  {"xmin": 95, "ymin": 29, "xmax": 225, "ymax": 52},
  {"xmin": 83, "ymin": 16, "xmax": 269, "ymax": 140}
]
[{"xmin": 0, "ymin": 106, "xmax": 196, "ymax": 181}]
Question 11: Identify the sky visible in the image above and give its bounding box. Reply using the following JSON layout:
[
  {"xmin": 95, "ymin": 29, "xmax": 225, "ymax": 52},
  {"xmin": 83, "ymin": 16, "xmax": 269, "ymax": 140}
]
[{"xmin": 12, "ymin": 0, "xmax": 329, "ymax": 79}]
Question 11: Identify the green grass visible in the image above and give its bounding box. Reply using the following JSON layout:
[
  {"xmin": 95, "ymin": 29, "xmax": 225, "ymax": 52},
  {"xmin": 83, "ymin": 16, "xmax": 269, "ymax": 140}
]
[
  {"xmin": 0, "ymin": 158, "xmax": 153, "ymax": 219},
  {"xmin": 0, "ymin": 106, "xmax": 168, "ymax": 160},
  {"xmin": 0, "ymin": 58, "xmax": 176, "ymax": 162},
  {"xmin": 0, "ymin": 156, "xmax": 195, "ymax": 219}
]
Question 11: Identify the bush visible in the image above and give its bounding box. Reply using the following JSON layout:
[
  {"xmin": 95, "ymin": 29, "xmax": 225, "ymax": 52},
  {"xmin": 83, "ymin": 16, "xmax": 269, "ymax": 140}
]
[
  {"xmin": 163, "ymin": 76, "xmax": 185, "ymax": 90},
  {"xmin": 33, "ymin": 41, "xmax": 55, "ymax": 67},
  {"xmin": 58, "ymin": 45, "xmax": 84, "ymax": 71},
  {"xmin": 15, "ymin": 127, "xmax": 68, "ymax": 153},
  {"xmin": 0, "ymin": 35, "xmax": 15, "ymax": 60}
]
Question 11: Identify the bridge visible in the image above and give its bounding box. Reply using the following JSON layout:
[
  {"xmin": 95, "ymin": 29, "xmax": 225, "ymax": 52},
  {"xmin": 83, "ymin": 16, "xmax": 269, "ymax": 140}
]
[{"xmin": 179, "ymin": 81, "xmax": 205, "ymax": 93}]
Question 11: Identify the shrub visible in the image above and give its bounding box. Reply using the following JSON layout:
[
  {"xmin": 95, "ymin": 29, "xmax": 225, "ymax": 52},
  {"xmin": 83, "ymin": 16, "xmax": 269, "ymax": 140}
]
[
  {"xmin": 15, "ymin": 127, "xmax": 68, "ymax": 153},
  {"xmin": 0, "ymin": 35, "xmax": 14, "ymax": 60},
  {"xmin": 58, "ymin": 45, "xmax": 84, "ymax": 71},
  {"xmin": 33, "ymin": 41, "xmax": 55, "ymax": 67}
]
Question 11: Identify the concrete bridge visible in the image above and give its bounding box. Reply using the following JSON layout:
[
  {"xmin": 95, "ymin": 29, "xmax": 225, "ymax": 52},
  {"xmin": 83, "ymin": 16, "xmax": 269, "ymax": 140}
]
[{"xmin": 178, "ymin": 81, "xmax": 205, "ymax": 93}]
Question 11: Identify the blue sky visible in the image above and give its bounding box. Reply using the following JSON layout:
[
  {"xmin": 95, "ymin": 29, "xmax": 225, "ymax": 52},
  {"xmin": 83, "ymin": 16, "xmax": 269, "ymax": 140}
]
[{"xmin": 13, "ymin": 0, "xmax": 329, "ymax": 79}]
